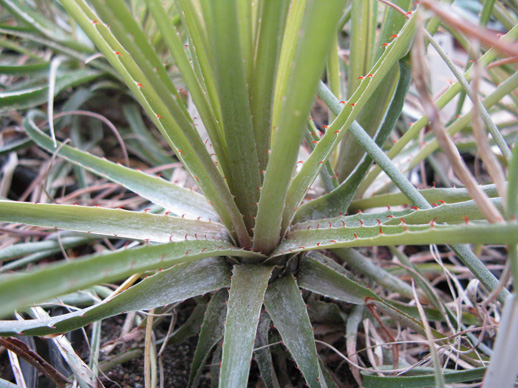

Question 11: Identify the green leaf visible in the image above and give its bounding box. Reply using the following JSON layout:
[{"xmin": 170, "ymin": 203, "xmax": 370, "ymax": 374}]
[
  {"xmin": 175, "ymin": 0, "xmax": 223, "ymax": 126},
  {"xmin": 0, "ymin": 63, "xmax": 49, "ymax": 75},
  {"xmin": 271, "ymin": 0, "xmax": 306, "ymax": 129},
  {"xmin": 89, "ymin": 0, "xmax": 185, "ymax": 107},
  {"xmin": 294, "ymin": 60, "xmax": 412, "ymax": 222},
  {"xmin": 0, "ymin": 201, "xmax": 228, "ymax": 243},
  {"xmin": 295, "ymin": 197, "xmax": 504, "ymax": 232},
  {"xmin": 253, "ymin": 0, "xmax": 347, "ymax": 253},
  {"xmin": 297, "ymin": 255, "xmax": 377, "ymax": 305},
  {"xmin": 0, "ymin": 26, "xmax": 100, "ymax": 65},
  {"xmin": 275, "ymin": 222, "xmax": 518, "ymax": 256},
  {"xmin": 205, "ymin": 0, "xmax": 262, "ymax": 231},
  {"xmin": 0, "ymin": 0, "xmax": 85, "ymax": 50},
  {"xmin": 336, "ymin": 63, "xmax": 399, "ymax": 181},
  {"xmin": 403, "ymin": 69, "xmax": 518, "ymax": 181},
  {"xmin": 384, "ymin": 198, "xmax": 504, "ymax": 225},
  {"xmin": 361, "ymin": 367, "xmax": 486, "ymax": 388},
  {"xmin": 374, "ymin": 0, "xmax": 412, "ymax": 62},
  {"xmin": 0, "ymin": 257, "xmax": 231, "ymax": 335},
  {"xmin": 281, "ymin": 15, "xmax": 417, "ymax": 231},
  {"xmin": 59, "ymin": 0, "xmax": 251, "ymax": 247},
  {"xmin": 24, "ymin": 111, "xmax": 218, "ymax": 220},
  {"xmin": 165, "ymin": 302, "xmax": 207, "ymax": 347},
  {"xmin": 251, "ymin": 0, "xmax": 291, "ymax": 173},
  {"xmin": 219, "ymin": 265, "xmax": 273, "ymax": 388},
  {"xmin": 345, "ymin": 305, "xmax": 365, "ymax": 387},
  {"xmin": 349, "ymin": 184, "xmax": 499, "ymax": 211},
  {"xmin": 347, "ymin": 0, "xmax": 377, "ymax": 96},
  {"xmin": 0, "ymin": 235, "xmax": 93, "ymax": 263},
  {"xmin": 0, "ymin": 241, "xmax": 263, "ymax": 318},
  {"xmin": 334, "ymin": 248, "xmax": 415, "ymax": 299},
  {"xmin": 361, "ymin": 24, "xmax": 518, "ymax": 190},
  {"xmin": 0, "ymin": 69, "xmax": 101, "ymax": 113},
  {"xmin": 144, "ymin": 0, "xmax": 230, "ymax": 180},
  {"xmin": 264, "ymin": 274, "xmax": 323, "ymax": 388},
  {"xmin": 189, "ymin": 289, "xmax": 228, "ymax": 387},
  {"xmin": 122, "ymin": 104, "xmax": 177, "ymax": 166},
  {"xmin": 254, "ymin": 313, "xmax": 280, "ymax": 388}
]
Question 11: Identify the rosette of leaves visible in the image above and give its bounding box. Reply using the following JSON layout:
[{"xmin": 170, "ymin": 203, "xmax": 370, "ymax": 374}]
[{"xmin": 1, "ymin": 0, "xmax": 518, "ymax": 387}]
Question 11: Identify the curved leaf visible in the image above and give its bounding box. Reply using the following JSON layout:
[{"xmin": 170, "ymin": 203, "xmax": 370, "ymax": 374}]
[
  {"xmin": 0, "ymin": 241, "xmax": 264, "ymax": 318},
  {"xmin": 0, "ymin": 63, "xmax": 49, "ymax": 75},
  {"xmin": 189, "ymin": 289, "xmax": 228, "ymax": 387},
  {"xmin": 297, "ymin": 255, "xmax": 377, "ymax": 305},
  {"xmin": 334, "ymin": 248, "xmax": 415, "ymax": 300},
  {"xmin": 59, "ymin": 0, "xmax": 252, "ymax": 247},
  {"xmin": 24, "ymin": 111, "xmax": 218, "ymax": 220},
  {"xmin": 219, "ymin": 265, "xmax": 273, "ymax": 388},
  {"xmin": 264, "ymin": 274, "xmax": 324, "ymax": 388},
  {"xmin": 384, "ymin": 198, "xmax": 503, "ymax": 225},
  {"xmin": 0, "ymin": 0, "xmax": 81, "ymax": 47},
  {"xmin": 0, "ymin": 201, "xmax": 228, "ymax": 243},
  {"xmin": 145, "ymin": 0, "xmax": 230, "ymax": 180},
  {"xmin": 0, "ymin": 69, "xmax": 101, "ymax": 113},
  {"xmin": 165, "ymin": 302, "xmax": 207, "ymax": 347},
  {"xmin": 254, "ymin": 313, "xmax": 280, "ymax": 388},
  {"xmin": 0, "ymin": 257, "xmax": 231, "ymax": 336}
]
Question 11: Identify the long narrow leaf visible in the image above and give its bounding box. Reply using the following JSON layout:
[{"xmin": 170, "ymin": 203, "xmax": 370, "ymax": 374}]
[
  {"xmin": 205, "ymin": 0, "xmax": 262, "ymax": 231},
  {"xmin": 275, "ymin": 222, "xmax": 518, "ymax": 256},
  {"xmin": 189, "ymin": 289, "xmax": 228, "ymax": 387},
  {"xmin": 254, "ymin": 313, "xmax": 280, "ymax": 388},
  {"xmin": 175, "ymin": 0, "xmax": 222, "ymax": 127},
  {"xmin": 264, "ymin": 274, "xmax": 324, "ymax": 388},
  {"xmin": 336, "ymin": 63, "xmax": 398, "ymax": 181},
  {"xmin": 293, "ymin": 60, "xmax": 412, "ymax": 222},
  {"xmin": 143, "ymin": 0, "xmax": 231, "ymax": 181},
  {"xmin": 271, "ymin": 0, "xmax": 306, "ymax": 130},
  {"xmin": 362, "ymin": 368, "xmax": 486, "ymax": 388},
  {"xmin": 361, "ymin": 23, "xmax": 518, "ymax": 190},
  {"xmin": 89, "ymin": 0, "xmax": 185, "ymax": 107},
  {"xmin": 253, "ymin": 0, "xmax": 347, "ymax": 253},
  {"xmin": 0, "ymin": 257, "xmax": 231, "ymax": 335},
  {"xmin": 24, "ymin": 111, "xmax": 218, "ymax": 220},
  {"xmin": 251, "ymin": 0, "xmax": 291, "ymax": 173},
  {"xmin": 0, "ymin": 241, "xmax": 263, "ymax": 318},
  {"xmin": 219, "ymin": 265, "xmax": 273, "ymax": 388},
  {"xmin": 281, "ymin": 14, "xmax": 416, "ymax": 232},
  {"xmin": 0, "ymin": 201, "xmax": 228, "ymax": 243},
  {"xmin": 349, "ymin": 184, "xmax": 498, "ymax": 211},
  {"xmin": 0, "ymin": 235, "xmax": 93, "ymax": 263},
  {"xmin": 0, "ymin": 69, "xmax": 101, "ymax": 113},
  {"xmin": 59, "ymin": 0, "xmax": 251, "ymax": 247},
  {"xmin": 347, "ymin": 0, "xmax": 378, "ymax": 96},
  {"xmin": 294, "ymin": 198, "xmax": 503, "ymax": 231},
  {"xmin": 297, "ymin": 255, "xmax": 377, "ymax": 304}
]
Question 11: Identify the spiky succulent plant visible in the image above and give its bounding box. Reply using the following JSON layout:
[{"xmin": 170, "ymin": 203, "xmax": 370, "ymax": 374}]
[{"xmin": 1, "ymin": 0, "xmax": 518, "ymax": 387}]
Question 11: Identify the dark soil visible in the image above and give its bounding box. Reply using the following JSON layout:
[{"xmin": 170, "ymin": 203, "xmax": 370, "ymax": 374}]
[{"xmin": 101, "ymin": 336, "xmax": 209, "ymax": 388}]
